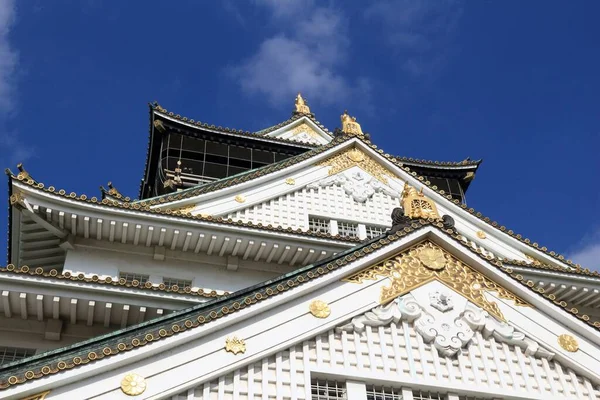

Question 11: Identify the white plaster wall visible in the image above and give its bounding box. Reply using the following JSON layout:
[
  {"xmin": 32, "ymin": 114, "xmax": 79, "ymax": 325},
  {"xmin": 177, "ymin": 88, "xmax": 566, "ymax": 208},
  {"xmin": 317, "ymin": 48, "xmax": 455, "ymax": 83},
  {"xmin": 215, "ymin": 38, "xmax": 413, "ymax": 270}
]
[
  {"xmin": 227, "ymin": 176, "xmax": 399, "ymax": 231},
  {"xmin": 170, "ymin": 321, "xmax": 600, "ymax": 400},
  {"xmin": 63, "ymin": 247, "xmax": 279, "ymax": 293}
]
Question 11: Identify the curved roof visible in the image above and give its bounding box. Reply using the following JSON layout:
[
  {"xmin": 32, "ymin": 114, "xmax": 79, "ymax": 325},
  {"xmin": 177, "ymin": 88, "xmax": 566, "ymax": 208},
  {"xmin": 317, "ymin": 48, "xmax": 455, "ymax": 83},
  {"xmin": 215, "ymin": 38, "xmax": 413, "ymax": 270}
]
[{"xmin": 1, "ymin": 218, "xmax": 598, "ymax": 391}]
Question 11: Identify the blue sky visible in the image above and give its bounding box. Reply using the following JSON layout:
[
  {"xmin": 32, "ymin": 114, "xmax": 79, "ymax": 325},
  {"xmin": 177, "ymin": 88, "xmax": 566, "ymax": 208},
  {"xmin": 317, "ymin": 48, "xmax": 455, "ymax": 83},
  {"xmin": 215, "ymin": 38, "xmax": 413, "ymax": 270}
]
[{"xmin": 0, "ymin": 1, "xmax": 598, "ymax": 269}]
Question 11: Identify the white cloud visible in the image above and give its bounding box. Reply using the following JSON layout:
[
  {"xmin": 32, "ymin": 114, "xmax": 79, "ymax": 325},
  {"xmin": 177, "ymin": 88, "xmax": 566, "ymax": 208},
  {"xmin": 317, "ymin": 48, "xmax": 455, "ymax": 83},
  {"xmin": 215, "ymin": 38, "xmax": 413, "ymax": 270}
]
[
  {"xmin": 229, "ymin": 2, "xmax": 369, "ymax": 107},
  {"xmin": 365, "ymin": 0, "xmax": 462, "ymax": 77},
  {"xmin": 569, "ymin": 230, "xmax": 600, "ymax": 271},
  {"xmin": 0, "ymin": 0, "xmax": 17, "ymax": 112},
  {"xmin": 0, "ymin": 0, "xmax": 32, "ymax": 166}
]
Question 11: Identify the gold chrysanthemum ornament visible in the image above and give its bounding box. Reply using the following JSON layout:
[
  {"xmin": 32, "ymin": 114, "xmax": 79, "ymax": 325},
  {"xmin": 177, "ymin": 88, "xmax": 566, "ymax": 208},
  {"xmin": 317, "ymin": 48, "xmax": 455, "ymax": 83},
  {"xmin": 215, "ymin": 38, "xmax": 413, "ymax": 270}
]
[
  {"xmin": 417, "ymin": 247, "xmax": 446, "ymax": 270},
  {"xmin": 121, "ymin": 373, "xmax": 147, "ymax": 396},
  {"xmin": 309, "ymin": 300, "xmax": 331, "ymax": 318}
]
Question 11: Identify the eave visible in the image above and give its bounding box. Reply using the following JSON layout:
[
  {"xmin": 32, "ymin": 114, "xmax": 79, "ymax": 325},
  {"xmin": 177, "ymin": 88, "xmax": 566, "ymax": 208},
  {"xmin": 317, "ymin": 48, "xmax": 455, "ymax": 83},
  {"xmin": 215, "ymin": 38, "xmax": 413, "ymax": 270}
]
[{"xmin": 2, "ymin": 220, "xmax": 599, "ymax": 393}]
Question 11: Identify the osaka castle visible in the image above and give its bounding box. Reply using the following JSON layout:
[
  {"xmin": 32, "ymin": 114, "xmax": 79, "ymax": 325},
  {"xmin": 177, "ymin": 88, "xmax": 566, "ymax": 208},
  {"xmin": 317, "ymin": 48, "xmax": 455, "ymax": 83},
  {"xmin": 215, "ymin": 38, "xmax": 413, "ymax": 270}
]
[{"xmin": 2, "ymin": 94, "xmax": 600, "ymax": 400}]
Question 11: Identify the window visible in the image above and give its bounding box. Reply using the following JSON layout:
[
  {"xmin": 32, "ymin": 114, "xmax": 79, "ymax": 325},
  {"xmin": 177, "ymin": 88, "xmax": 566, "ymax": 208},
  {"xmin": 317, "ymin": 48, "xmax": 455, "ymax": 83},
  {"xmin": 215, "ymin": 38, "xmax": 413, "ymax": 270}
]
[
  {"xmin": 309, "ymin": 217, "xmax": 331, "ymax": 234},
  {"xmin": 311, "ymin": 380, "xmax": 346, "ymax": 399},
  {"xmin": 366, "ymin": 386, "xmax": 403, "ymax": 400},
  {"xmin": 365, "ymin": 225, "xmax": 386, "ymax": 239},
  {"xmin": 0, "ymin": 347, "xmax": 35, "ymax": 365},
  {"xmin": 163, "ymin": 277, "xmax": 192, "ymax": 290},
  {"xmin": 338, "ymin": 221, "xmax": 359, "ymax": 238},
  {"xmin": 119, "ymin": 272, "xmax": 149, "ymax": 285},
  {"xmin": 412, "ymin": 390, "xmax": 443, "ymax": 400}
]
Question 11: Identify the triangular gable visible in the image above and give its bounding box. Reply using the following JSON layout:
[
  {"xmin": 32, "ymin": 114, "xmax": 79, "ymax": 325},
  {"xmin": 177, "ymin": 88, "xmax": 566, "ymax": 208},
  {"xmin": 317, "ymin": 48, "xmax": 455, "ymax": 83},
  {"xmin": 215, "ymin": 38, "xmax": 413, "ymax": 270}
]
[
  {"xmin": 2, "ymin": 223, "xmax": 599, "ymax": 399},
  {"xmin": 261, "ymin": 116, "xmax": 332, "ymax": 145},
  {"xmin": 146, "ymin": 132, "xmax": 592, "ymax": 275}
]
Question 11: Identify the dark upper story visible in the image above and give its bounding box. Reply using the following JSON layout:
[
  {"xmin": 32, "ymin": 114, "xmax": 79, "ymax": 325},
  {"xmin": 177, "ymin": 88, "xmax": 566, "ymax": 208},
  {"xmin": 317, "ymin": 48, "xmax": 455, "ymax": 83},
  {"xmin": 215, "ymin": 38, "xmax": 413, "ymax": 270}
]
[{"xmin": 139, "ymin": 101, "xmax": 481, "ymax": 204}]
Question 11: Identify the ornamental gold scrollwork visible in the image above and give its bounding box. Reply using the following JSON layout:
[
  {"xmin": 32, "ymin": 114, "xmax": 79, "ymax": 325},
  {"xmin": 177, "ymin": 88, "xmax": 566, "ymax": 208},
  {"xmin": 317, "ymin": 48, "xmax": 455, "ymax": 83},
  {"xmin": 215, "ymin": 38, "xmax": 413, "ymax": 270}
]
[
  {"xmin": 401, "ymin": 183, "xmax": 440, "ymax": 219},
  {"xmin": 316, "ymin": 146, "xmax": 395, "ymax": 185},
  {"xmin": 19, "ymin": 391, "xmax": 51, "ymax": 400},
  {"xmin": 344, "ymin": 241, "xmax": 531, "ymax": 322},
  {"xmin": 290, "ymin": 122, "xmax": 319, "ymax": 139}
]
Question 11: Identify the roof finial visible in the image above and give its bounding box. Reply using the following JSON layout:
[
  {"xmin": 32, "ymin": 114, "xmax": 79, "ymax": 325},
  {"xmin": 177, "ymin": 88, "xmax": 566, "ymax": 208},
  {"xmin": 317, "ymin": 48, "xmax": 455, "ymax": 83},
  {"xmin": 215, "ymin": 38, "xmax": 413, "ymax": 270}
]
[
  {"xmin": 340, "ymin": 110, "xmax": 364, "ymax": 136},
  {"xmin": 16, "ymin": 163, "xmax": 30, "ymax": 180},
  {"xmin": 294, "ymin": 93, "xmax": 311, "ymax": 114}
]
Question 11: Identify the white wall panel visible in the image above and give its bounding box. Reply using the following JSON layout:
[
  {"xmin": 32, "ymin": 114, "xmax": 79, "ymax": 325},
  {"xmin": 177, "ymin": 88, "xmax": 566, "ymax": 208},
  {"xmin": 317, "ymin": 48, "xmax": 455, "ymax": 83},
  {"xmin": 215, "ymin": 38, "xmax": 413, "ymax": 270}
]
[{"xmin": 175, "ymin": 322, "xmax": 600, "ymax": 400}]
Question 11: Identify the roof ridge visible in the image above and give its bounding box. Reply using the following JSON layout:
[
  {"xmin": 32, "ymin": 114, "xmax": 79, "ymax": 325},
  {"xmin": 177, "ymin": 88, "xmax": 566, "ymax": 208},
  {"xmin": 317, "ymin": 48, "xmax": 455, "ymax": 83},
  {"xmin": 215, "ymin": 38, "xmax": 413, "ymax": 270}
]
[{"xmin": 151, "ymin": 102, "xmax": 321, "ymax": 148}]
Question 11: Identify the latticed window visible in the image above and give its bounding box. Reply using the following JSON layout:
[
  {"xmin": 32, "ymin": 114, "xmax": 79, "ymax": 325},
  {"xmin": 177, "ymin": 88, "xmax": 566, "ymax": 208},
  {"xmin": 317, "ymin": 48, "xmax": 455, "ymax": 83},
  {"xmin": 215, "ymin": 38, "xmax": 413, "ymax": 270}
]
[
  {"xmin": 366, "ymin": 385, "xmax": 404, "ymax": 400},
  {"xmin": 119, "ymin": 272, "xmax": 149, "ymax": 285},
  {"xmin": 0, "ymin": 347, "xmax": 35, "ymax": 365},
  {"xmin": 309, "ymin": 217, "xmax": 331, "ymax": 234},
  {"xmin": 163, "ymin": 277, "xmax": 192, "ymax": 290},
  {"xmin": 311, "ymin": 380, "xmax": 346, "ymax": 399},
  {"xmin": 338, "ymin": 221, "xmax": 359, "ymax": 238},
  {"xmin": 412, "ymin": 390, "xmax": 444, "ymax": 400},
  {"xmin": 365, "ymin": 225, "xmax": 386, "ymax": 239}
]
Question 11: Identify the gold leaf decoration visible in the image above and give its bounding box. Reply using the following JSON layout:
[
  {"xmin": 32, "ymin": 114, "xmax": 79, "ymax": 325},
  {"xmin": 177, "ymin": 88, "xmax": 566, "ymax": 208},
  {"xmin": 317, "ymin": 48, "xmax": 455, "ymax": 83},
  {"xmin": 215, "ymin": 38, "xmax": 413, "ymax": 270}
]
[
  {"xmin": 557, "ymin": 334, "xmax": 578, "ymax": 352},
  {"xmin": 316, "ymin": 146, "xmax": 394, "ymax": 184},
  {"xmin": 401, "ymin": 183, "xmax": 440, "ymax": 219},
  {"xmin": 20, "ymin": 391, "xmax": 51, "ymax": 400},
  {"xmin": 477, "ymin": 230, "xmax": 487, "ymax": 239},
  {"xmin": 290, "ymin": 122, "xmax": 319, "ymax": 139},
  {"xmin": 234, "ymin": 195, "xmax": 246, "ymax": 203},
  {"xmin": 225, "ymin": 336, "xmax": 246, "ymax": 355},
  {"xmin": 344, "ymin": 241, "xmax": 531, "ymax": 322},
  {"xmin": 309, "ymin": 300, "xmax": 331, "ymax": 318},
  {"xmin": 285, "ymin": 178, "xmax": 296, "ymax": 185},
  {"xmin": 120, "ymin": 373, "xmax": 147, "ymax": 396}
]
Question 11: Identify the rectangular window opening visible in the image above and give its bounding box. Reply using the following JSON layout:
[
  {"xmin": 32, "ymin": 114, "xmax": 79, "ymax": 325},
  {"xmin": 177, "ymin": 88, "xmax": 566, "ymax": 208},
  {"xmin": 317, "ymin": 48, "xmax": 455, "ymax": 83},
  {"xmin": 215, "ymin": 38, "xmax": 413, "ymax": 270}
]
[
  {"xmin": 338, "ymin": 221, "xmax": 359, "ymax": 238},
  {"xmin": 309, "ymin": 217, "xmax": 331, "ymax": 234},
  {"xmin": 119, "ymin": 272, "xmax": 149, "ymax": 285},
  {"xmin": 311, "ymin": 380, "xmax": 346, "ymax": 399},
  {"xmin": 366, "ymin": 385, "xmax": 404, "ymax": 400},
  {"xmin": 162, "ymin": 277, "xmax": 193, "ymax": 290}
]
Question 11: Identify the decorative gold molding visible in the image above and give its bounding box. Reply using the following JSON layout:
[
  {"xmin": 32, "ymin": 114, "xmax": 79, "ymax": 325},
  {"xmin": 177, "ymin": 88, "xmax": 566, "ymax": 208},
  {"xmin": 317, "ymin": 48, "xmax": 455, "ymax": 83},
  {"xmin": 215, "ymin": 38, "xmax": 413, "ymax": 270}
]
[
  {"xmin": 294, "ymin": 93, "xmax": 311, "ymax": 114},
  {"xmin": 285, "ymin": 178, "xmax": 296, "ymax": 185},
  {"xmin": 341, "ymin": 111, "xmax": 363, "ymax": 136},
  {"xmin": 558, "ymin": 334, "xmax": 578, "ymax": 352},
  {"xmin": 309, "ymin": 300, "xmax": 331, "ymax": 318},
  {"xmin": 525, "ymin": 254, "xmax": 542, "ymax": 266},
  {"xmin": 290, "ymin": 122, "xmax": 319, "ymax": 139},
  {"xmin": 477, "ymin": 230, "xmax": 487, "ymax": 239},
  {"xmin": 9, "ymin": 191, "xmax": 24, "ymax": 205},
  {"xmin": 344, "ymin": 241, "xmax": 531, "ymax": 322},
  {"xmin": 173, "ymin": 204, "xmax": 196, "ymax": 213},
  {"xmin": 316, "ymin": 146, "xmax": 394, "ymax": 184},
  {"xmin": 19, "ymin": 391, "xmax": 51, "ymax": 400},
  {"xmin": 225, "ymin": 336, "xmax": 246, "ymax": 354},
  {"xmin": 234, "ymin": 195, "xmax": 246, "ymax": 203},
  {"xmin": 120, "ymin": 373, "xmax": 147, "ymax": 396},
  {"xmin": 401, "ymin": 183, "xmax": 440, "ymax": 219}
]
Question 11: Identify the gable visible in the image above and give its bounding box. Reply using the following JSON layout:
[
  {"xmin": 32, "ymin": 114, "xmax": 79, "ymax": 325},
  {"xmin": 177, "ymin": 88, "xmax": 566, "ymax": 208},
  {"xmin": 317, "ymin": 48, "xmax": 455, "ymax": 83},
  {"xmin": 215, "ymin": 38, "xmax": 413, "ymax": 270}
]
[
  {"xmin": 263, "ymin": 118, "xmax": 332, "ymax": 146},
  {"xmin": 3, "ymin": 227, "xmax": 599, "ymax": 399},
  {"xmin": 174, "ymin": 313, "xmax": 599, "ymax": 400}
]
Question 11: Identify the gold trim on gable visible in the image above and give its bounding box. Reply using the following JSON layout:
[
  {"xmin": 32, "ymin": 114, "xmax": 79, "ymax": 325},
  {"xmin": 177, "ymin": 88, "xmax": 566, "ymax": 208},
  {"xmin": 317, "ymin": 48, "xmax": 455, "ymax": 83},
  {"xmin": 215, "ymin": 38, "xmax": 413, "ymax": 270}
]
[
  {"xmin": 344, "ymin": 240, "xmax": 531, "ymax": 321},
  {"xmin": 315, "ymin": 146, "xmax": 395, "ymax": 184},
  {"xmin": 290, "ymin": 122, "xmax": 319, "ymax": 139},
  {"xmin": 19, "ymin": 391, "xmax": 51, "ymax": 400}
]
